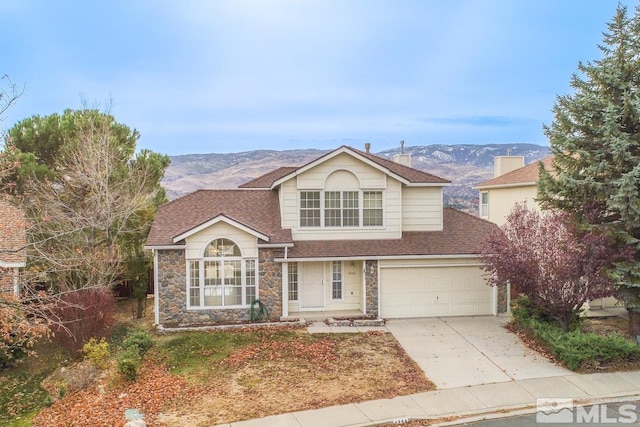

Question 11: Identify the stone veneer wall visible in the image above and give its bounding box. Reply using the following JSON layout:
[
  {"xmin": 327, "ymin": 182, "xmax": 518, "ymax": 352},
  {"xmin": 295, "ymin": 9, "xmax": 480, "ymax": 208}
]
[
  {"xmin": 157, "ymin": 249, "xmax": 283, "ymax": 326},
  {"xmin": 257, "ymin": 248, "xmax": 282, "ymax": 321},
  {"xmin": 364, "ymin": 260, "xmax": 379, "ymax": 317},
  {"xmin": 497, "ymin": 282, "xmax": 508, "ymax": 314}
]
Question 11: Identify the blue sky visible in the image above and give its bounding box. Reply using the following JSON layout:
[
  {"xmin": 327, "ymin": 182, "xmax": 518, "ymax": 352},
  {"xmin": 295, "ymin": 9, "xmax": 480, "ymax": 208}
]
[{"xmin": 0, "ymin": 1, "xmax": 632, "ymax": 155}]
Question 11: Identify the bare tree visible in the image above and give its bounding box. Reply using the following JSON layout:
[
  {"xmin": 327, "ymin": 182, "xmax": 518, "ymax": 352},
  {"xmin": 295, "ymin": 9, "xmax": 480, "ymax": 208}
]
[
  {"xmin": 0, "ymin": 75, "xmax": 23, "ymax": 121},
  {"xmin": 22, "ymin": 111, "xmax": 167, "ymax": 292}
]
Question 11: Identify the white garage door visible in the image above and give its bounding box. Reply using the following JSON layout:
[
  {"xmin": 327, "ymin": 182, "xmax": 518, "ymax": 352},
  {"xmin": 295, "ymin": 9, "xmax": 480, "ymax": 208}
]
[{"xmin": 380, "ymin": 266, "xmax": 493, "ymax": 318}]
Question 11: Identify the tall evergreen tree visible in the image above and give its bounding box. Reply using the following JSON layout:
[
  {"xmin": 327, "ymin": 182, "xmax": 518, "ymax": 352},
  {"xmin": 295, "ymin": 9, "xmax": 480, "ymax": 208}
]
[{"xmin": 537, "ymin": 5, "xmax": 640, "ymax": 334}]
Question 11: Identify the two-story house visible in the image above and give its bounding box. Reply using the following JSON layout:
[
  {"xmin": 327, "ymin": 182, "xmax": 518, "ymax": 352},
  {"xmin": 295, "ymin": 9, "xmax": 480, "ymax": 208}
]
[
  {"xmin": 145, "ymin": 145, "xmax": 501, "ymax": 327},
  {"xmin": 475, "ymin": 155, "xmax": 618, "ymax": 309},
  {"xmin": 475, "ymin": 156, "xmax": 553, "ymax": 226}
]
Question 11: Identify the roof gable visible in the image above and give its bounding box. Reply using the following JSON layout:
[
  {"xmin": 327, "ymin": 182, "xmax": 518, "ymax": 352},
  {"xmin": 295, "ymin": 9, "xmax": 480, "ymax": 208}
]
[
  {"xmin": 146, "ymin": 189, "xmax": 291, "ymax": 247},
  {"xmin": 172, "ymin": 215, "xmax": 270, "ymax": 243},
  {"xmin": 251, "ymin": 146, "xmax": 450, "ymax": 189}
]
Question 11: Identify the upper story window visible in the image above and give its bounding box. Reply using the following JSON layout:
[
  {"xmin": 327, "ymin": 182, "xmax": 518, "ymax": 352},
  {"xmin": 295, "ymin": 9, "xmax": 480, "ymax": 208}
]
[
  {"xmin": 299, "ymin": 190, "xmax": 383, "ymax": 228},
  {"xmin": 188, "ymin": 238, "xmax": 258, "ymax": 309},
  {"xmin": 300, "ymin": 191, "xmax": 321, "ymax": 227},
  {"xmin": 480, "ymin": 191, "xmax": 489, "ymax": 218},
  {"xmin": 325, "ymin": 191, "xmax": 359, "ymax": 226}
]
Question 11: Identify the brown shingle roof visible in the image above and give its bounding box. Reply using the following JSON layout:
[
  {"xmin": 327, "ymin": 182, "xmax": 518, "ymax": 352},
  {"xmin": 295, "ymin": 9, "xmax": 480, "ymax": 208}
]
[
  {"xmin": 146, "ymin": 190, "xmax": 292, "ymax": 246},
  {"xmin": 239, "ymin": 167, "xmax": 299, "ymax": 188},
  {"xmin": 0, "ymin": 199, "xmax": 26, "ymax": 266},
  {"xmin": 286, "ymin": 208, "xmax": 498, "ymax": 259},
  {"xmin": 347, "ymin": 146, "xmax": 451, "ymax": 184},
  {"xmin": 240, "ymin": 146, "xmax": 450, "ymax": 189},
  {"xmin": 476, "ymin": 156, "xmax": 554, "ymax": 188}
]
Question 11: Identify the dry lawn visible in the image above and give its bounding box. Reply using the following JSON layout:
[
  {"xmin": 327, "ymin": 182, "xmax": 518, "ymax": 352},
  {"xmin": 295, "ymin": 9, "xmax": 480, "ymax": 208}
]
[{"xmin": 33, "ymin": 325, "xmax": 434, "ymax": 427}]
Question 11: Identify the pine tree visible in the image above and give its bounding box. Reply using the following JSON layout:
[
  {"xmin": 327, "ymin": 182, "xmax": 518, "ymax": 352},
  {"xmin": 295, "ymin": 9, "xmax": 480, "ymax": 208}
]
[{"xmin": 537, "ymin": 5, "xmax": 640, "ymax": 335}]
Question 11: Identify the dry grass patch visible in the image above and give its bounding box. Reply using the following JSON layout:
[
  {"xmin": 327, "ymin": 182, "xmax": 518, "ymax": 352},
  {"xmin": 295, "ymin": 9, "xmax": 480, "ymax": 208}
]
[{"xmin": 157, "ymin": 328, "xmax": 433, "ymax": 426}]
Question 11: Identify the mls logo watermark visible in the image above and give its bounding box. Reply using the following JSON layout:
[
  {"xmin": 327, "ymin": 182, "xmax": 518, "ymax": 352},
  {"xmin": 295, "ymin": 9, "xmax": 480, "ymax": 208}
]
[{"xmin": 536, "ymin": 398, "xmax": 639, "ymax": 424}]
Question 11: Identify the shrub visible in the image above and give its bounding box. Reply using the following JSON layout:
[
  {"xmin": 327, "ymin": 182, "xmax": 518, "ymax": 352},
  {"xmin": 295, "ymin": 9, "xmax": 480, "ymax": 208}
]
[
  {"xmin": 49, "ymin": 288, "xmax": 116, "ymax": 357},
  {"xmin": 122, "ymin": 330, "xmax": 153, "ymax": 356},
  {"xmin": 117, "ymin": 348, "xmax": 142, "ymax": 380},
  {"xmin": 82, "ymin": 337, "xmax": 110, "ymax": 369},
  {"xmin": 526, "ymin": 317, "xmax": 640, "ymax": 370},
  {"xmin": 0, "ymin": 293, "xmax": 48, "ymax": 368}
]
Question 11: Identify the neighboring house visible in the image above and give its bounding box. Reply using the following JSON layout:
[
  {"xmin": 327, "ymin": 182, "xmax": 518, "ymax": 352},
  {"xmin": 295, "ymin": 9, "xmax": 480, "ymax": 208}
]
[
  {"xmin": 475, "ymin": 156, "xmax": 553, "ymax": 226},
  {"xmin": 475, "ymin": 156, "xmax": 617, "ymax": 309},
  {"xmin": 146, "ymin": 145, "xmax": 501, "ymax": 327},
  {"xmin": 0, "ymin": 199, "xmax": 27, "ymax": 295}
]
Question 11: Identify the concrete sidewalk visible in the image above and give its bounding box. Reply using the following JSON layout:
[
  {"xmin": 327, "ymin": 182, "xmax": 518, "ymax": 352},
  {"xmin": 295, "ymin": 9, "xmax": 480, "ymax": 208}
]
[{"xmin": 212, "ymin": 371, "xmax": 640, "ymax": 427}]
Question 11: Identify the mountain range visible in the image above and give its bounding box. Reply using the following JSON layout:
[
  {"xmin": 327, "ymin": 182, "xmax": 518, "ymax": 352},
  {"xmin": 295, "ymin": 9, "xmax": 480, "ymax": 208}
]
[{"xmin": 161, "ymin": 143, "xmax": 550, "ymax": 213}]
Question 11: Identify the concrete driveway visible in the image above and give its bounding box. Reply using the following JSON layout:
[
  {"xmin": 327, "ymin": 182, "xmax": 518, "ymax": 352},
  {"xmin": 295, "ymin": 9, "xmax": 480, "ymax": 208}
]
[{"xmin": 386, "ymin": 316, "xmax": 573, "ymax": 389}]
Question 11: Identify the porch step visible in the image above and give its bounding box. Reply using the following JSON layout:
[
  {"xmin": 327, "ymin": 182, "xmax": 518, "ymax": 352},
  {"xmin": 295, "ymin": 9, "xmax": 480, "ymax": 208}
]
[{"xmin": 327, "ymin": 317, "xmax": 385, "ymax": 327}]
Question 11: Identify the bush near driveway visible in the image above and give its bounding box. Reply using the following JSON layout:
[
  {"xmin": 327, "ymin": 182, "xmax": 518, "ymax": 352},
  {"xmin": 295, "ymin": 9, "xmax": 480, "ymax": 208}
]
[{"xmin": 510, "ymin": 296, "xmax": 640, "ymax": 371}]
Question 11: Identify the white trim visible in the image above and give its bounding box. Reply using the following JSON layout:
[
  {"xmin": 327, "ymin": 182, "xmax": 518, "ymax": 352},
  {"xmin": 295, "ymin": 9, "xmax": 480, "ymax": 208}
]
[
  {"xmin": 474, "ymin": 181, "xmax": 537, "ymax": 190},
  {"xmin": 257, "ymin": 243, "xmax": 294, "ymax": 248},
  {"xmin": 362, "ymin": 261, "xmax": 367, "ymax": 315},
  {"xmin": 173, "ymin": 215, "xmax": 269, "ymax": 243},
  {"xmin": 153, "ymin": 249, "xmax": 160, "ymax": 326},
  {"xmin": 282, "ymin": 262, "xmax": 289, "ymax": 318},
  {"xmin": 330, "ymin": 261, "xmax": 344, "ymax": 301},
  {"xmin": 186, "ymin": 256, "xmax": 259, "ymax": 310},
  {"xmin": 274, "ymin": 254, "xmax": 481, "ymax": 263},
  {"xmin": 492, "ymin": 283, "xmax": 498, "ymax": 316},
  {"xmin": 379, "ymin": 262, "xmax": 483, "ymax": 269},
  {"xmin": 271, "ymin": 146, "xmax": 450, "ymax": 189},
  {"xmin": 376, "ymin": 261, "xmax": 381, "ymax": 318},
  {"xmin": 144, "ymin": 245, "xmax": 186, "ymax": 250}
]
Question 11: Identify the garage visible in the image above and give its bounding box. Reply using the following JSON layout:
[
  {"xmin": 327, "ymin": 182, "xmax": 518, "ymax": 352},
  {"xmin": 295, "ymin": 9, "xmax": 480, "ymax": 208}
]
[{"xmin": 379, "ymin": 263, "xmax": 493, "ymax": 318}]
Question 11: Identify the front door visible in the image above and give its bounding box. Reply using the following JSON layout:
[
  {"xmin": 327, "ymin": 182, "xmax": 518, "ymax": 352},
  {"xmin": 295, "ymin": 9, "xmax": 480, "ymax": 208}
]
[{"xmin": 300, "ymin": 262, "xmax": 324, "ymax": 310}]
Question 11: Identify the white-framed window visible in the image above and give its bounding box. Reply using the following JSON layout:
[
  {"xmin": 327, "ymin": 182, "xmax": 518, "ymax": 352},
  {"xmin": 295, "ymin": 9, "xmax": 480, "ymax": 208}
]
[
  {"xmin": 363, "ymin": 191, "xmax": 383, "ymax": 226},
  {"xmin": 288, "ymin": 262, "xmax": 298, "ymax": 301},
  {"xmin": 300, "ymin": 190, "xmax": 383, "ymax": 228},
  {"xmin": 300, "ymin": 191, "xmax": 321, "ymax": 227},
  {"xmin": 324, "ymin": 191, "xmax": 359, "ymax": 227},
  {"xmin": 480, "ymin": 191, "xmax": 489, "ymax": 218},
  {"xmin": 187, "ymin": 238, "xmax": 258, "ymax": 308},
  {"xmin": 331, "ymin": 261, "xmax": 343, "ymax": 300}
]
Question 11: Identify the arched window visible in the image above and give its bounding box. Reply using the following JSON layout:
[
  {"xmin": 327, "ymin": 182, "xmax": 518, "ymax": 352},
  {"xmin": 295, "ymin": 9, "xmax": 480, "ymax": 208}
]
[{"xmin": 187, "ymin": 238, "xmax": 257, "ymax": 308}]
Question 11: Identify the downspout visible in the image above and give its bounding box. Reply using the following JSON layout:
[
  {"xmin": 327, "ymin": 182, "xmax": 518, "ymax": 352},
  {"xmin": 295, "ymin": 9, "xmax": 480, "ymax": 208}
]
[
  {"xmin": 282, "ymin": 246, "xmax": 289, "ymax": 319},
  {"xmin": 361, "ymin": 261, "xmax": 367, "ymax": 315}
]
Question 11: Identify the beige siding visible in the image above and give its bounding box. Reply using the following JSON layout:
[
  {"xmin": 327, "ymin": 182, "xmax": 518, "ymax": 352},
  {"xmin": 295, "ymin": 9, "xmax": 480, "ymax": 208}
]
[
  {"xmin": 185, "ymin": 222, "xmax": 258, "ymax": 259},
  {"xmin": 485, "ymin": 184, "xmax": 538, "ymax": 226},
  {"xmin": 326, "ymin": 261, "xmax": 361, "ymax": 311},
  {"xmin": 402, "ymin": 187, "xmax": 443, "ymax": 231},
  {"xmin": 281, "ymin": 179, "xmax": 298, "ymax": 228},
  {"xmin": 280, "ymin": 153, "xmax": 404, "ymax": 241},
  {"xmin": 297, "ymin": 153, "xmax": 387, "ymax": 189}
]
